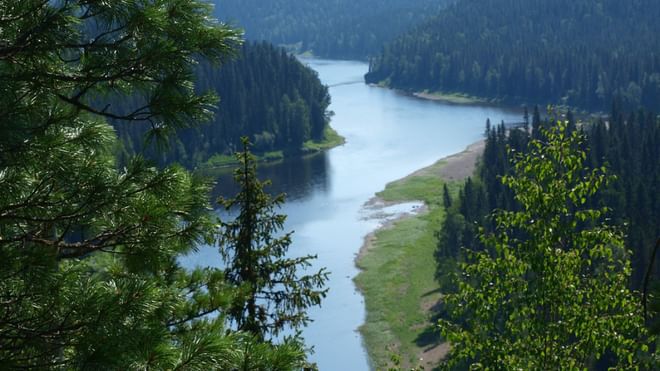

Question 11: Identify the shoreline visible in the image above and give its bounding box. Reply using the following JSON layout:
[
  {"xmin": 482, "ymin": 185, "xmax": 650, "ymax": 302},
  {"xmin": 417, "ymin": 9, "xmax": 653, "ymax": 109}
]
[
  {"xmin": 367, "ymin": 83, "xmax": 510, "ymax": 109},
  {"xmin": 356, "ymin": 139, "xmax": 484, "ymax": 262},
  {"xmin": 357, "ymin": 200, "xmax": 429, "ymax": 263},
  {"xmin": 354, "ymin": 140, "xmax": 484, "ymax": 369},
  {"xmin": 371, "ymin": 82, "xmax": 603, "ymax": 120}
]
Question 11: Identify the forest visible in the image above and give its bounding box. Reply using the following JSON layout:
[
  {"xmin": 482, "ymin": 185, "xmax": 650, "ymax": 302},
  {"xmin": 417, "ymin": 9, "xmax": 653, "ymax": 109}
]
[
  {"xmin": 214, "ymin": 0, "xmax": 452, "ymax": 60},
  {"xmin": 114, "ymin": 41, "xmax": 332, "ymax": 168},
  {"xmin": 366, "ymin": 0, "xmax": 660, "ymax": 112}
]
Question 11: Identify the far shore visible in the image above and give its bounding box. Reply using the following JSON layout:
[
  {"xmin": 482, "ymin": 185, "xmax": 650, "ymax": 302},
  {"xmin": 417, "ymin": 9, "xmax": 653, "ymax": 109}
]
[
  {"xmin": 367, "ymin": 83, "xmax": 512, "ymax": 108},
  {"xmin": 413, "ymin": 91, "xmax": 487, "ymax": 105}
]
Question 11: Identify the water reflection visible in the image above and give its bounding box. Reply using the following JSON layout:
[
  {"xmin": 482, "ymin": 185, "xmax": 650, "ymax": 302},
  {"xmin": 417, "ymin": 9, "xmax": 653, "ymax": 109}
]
[{"xmin": 207, "ymin": 151, "xmax": 330, "ymax": 201}]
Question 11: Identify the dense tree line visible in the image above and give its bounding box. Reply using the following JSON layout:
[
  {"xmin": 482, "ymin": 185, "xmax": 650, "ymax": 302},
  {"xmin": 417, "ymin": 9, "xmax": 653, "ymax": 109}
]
[
  {"xmin": 438, "ymin": 107, "xmax": 660, "ymax": 291},
  {"xmin": 0, "ymin": 1, "xmax": 324, "ymax": 368},
  {"xmin": 365, "ymin": 0, "xmax": 660, "ymax": 112},
  {"xmin": 114, "ymin": 41, "xmax": 331, "ymax": 167},
  {"xmin": 213, "ymin": 0, "xmax": 452, "ymax": 60}
]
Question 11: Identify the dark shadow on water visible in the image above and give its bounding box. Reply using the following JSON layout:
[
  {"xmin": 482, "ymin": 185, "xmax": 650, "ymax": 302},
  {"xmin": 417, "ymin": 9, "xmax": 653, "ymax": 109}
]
[{"xmin": 209, "ymin": 151, "xmax": 330, "ymax": 202}]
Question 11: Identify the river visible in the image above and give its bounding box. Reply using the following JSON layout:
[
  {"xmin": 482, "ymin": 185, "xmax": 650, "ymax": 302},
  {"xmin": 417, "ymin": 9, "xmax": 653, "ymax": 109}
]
[{"xmin": 182, "ymin": 59, "xmax": 521, "ymax": 370}]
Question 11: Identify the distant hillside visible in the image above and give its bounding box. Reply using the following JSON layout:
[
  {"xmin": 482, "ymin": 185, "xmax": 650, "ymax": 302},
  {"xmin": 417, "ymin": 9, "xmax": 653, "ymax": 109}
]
[
  {"xmin": 365, "ymin": 0, "xmax": 660, "ymax": 111},
  {"xmin": 114, "ymin": 42, "xmax": 331, "ymax": 167},
  {"xmin": 212, "ymin": 0, "xmax": 452, "ymax": 60}
]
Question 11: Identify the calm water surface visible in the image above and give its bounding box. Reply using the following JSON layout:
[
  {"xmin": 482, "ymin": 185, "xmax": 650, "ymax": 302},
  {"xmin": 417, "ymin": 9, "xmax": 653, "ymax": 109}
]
[{"xmin": 183, "ymin": 59, "xmax": 521, "ymax": 370}]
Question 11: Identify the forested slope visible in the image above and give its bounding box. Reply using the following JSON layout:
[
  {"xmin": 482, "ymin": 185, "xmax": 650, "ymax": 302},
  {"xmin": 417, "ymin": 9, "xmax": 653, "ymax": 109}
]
[
  {"xmin": 438, "ymin": 108, "xmax": 660, "ymax": 290},
  {"xmin": 114, "ymin": 42, "xmax": 331, "ymax": 167},
  {"xmin": 366, "ymin": 0, "xmax": 660, "ymax": 111},
  {"xmin": 213, "ymin": 0, "xmax": 452, "ymax": 60}
]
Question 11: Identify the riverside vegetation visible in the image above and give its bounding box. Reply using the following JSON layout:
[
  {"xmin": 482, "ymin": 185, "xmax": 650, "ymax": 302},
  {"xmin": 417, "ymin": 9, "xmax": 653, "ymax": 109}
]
[
  {"xmin": 355, "ymin": 157, "xmax": 463, "ymax": 369},
  {"xmin": 433, "ymin": 109, "xmax": 660, "ymax": 368}
]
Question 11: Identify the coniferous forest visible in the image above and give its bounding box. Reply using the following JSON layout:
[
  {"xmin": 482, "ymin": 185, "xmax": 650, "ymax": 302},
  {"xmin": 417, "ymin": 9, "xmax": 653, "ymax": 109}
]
[
  {"xmin": 114, "ymin": 41, "xmax": 331, "ymax": 167},
  {"xmin": 366, "ymin": 0, "xmax": 660, "ymax": 112},
  {"xmin": 214, "ymin": 0, "xmax": 452, "ymax": 60}
]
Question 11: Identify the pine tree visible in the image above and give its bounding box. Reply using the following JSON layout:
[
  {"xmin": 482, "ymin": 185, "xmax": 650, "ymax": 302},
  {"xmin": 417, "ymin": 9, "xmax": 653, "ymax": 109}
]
[
  {"xmin": 0, "ymin": 1, "xmax": 309, "ymax": 368},
  {"xmin": 219, "ymin": 138, "xmax": 329, "ymax": 339}
]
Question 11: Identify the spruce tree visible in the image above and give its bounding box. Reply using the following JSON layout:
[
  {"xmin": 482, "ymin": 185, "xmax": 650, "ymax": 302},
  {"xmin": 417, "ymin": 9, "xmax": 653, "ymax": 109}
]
[
  {"xmin": 219, "ymin": 138, "xmax": 329, "ymax": 339},
  {"xmin": 442, "ymin": 184, "xmax": 452, "ymax": 209}
]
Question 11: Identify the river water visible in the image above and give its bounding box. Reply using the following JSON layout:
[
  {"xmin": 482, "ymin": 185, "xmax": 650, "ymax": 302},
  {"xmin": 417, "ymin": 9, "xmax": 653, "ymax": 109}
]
[{"xmin": 183, "ymin": 59, "xmax": 520, "ymax": 370}]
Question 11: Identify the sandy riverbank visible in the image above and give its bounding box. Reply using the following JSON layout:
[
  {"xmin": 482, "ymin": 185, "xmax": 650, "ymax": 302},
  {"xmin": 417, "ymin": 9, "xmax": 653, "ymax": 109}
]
[
  {"xmin": 413, "ymin": 91, "xmax": 486, "ymax": 105},
  {"xmin": 403, "ymin": 140, "xmax": 485, "ymax": 182}
]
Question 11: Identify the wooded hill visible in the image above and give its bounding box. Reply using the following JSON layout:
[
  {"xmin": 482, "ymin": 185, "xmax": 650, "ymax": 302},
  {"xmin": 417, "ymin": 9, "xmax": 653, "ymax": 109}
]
[
  {"xmin": 114, "ymin": 42, "xmax": 331, "ymax": 167},
  {"xmin": 213, "ymin": 0, "xmax": 452, "ymax": 60},
  {"xmin": 365, "ymin": 0, "xmax": 660, "ymax": 112}
]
